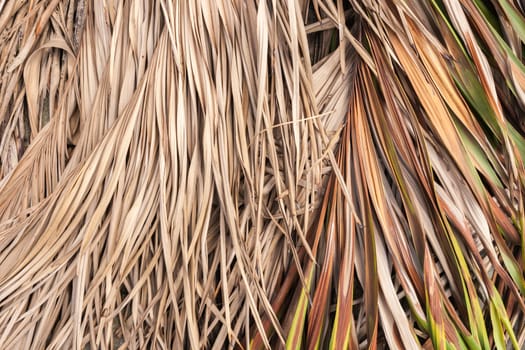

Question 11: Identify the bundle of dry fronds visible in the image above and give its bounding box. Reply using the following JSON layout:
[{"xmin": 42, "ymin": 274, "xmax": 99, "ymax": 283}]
[{"xmin": 0, "ymin": 0, "xmax": 524, "ymax": 349}]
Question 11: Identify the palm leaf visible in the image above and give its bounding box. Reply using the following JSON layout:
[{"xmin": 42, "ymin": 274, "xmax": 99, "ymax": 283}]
[{"xmin": 0, "ymin": 0, "xmax": 524, "ymax": 349}]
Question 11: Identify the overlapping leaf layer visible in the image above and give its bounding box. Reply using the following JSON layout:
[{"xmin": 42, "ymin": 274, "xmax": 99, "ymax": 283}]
[{"xmin": 0, "ymin": 1, "xmax": 524, "ymax": 349}]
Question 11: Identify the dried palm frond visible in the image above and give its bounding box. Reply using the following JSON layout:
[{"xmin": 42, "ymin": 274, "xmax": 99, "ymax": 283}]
[{"xmin": 0, "ymin": 0, "xmax": 524, "ymax": 349}]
